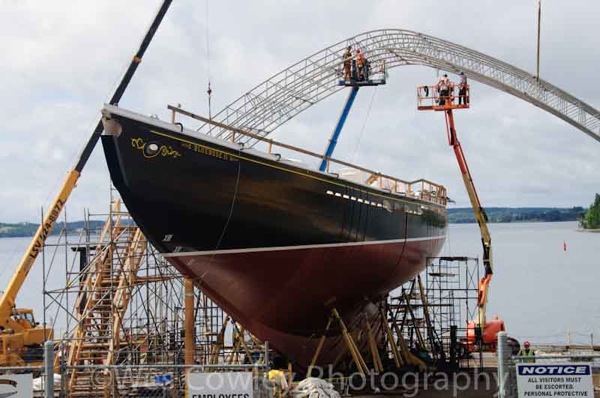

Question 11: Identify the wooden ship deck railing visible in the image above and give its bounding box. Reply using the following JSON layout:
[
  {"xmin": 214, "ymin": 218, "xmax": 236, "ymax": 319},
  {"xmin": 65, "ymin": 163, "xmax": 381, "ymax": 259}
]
[{"xmin": 168, "ymin": 104, "xmax": 448, "ymax": 207}]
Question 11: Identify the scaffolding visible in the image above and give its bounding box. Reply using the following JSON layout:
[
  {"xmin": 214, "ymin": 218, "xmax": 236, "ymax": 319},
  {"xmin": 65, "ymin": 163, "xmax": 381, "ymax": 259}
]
[
  {"xmin": 39, "ymin": 188, "xmax": 267, "ymax": 397},
  {"xmin": 386, "ymin": 256, "xmax": 480, "ymax": 370},
  {"xmin": 426, "ymin": 257, "xmax": 481, "ymax": 365},
  {"xmin": 34, "ymin": 187, "xmax": 482, "ymax": 397}
]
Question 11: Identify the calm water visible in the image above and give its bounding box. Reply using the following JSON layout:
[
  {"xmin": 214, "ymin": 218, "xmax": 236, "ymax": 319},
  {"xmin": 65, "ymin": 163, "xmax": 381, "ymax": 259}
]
[
  {"xmin": 0, "ymin": 234, "xmax": 83, "ymax": 336},
  {"xmin": 440, "ymin": 221, "xmax": 600, "ymax": 345},
  {"xmin": 0, "ymin": 222, "xmax": 597, "ymax": 344}
]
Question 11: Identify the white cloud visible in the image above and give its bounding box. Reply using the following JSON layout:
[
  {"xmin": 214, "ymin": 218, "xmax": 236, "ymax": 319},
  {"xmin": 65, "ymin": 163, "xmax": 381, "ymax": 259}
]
[{"xmin": 0, "ymin": 0, "xmax": 598, "ymax": 222}]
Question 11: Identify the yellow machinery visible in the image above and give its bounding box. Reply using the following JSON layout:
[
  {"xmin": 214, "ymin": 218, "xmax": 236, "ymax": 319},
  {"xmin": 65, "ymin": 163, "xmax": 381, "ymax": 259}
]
[
  {"xmin": 0, "ymin": 308, "xmax": 52, "ymax": 366},
  {"xmin": 0, "ymin": 0, "xmax": 172, "ymax": 366},
  {"xmin": 0, "ymin": 172, "xmax": 77, "ymax": 365}
]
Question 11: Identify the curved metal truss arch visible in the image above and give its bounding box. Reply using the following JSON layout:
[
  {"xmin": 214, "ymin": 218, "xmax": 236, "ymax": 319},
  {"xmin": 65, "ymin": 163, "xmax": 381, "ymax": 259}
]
[{"xmin": 197, "ymin": 29, "xmax": 599, "ymax": 146}]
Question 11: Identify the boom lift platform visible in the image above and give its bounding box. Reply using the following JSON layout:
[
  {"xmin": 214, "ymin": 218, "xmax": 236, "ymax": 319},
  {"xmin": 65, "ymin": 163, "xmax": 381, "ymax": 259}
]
[
  {"xmin": 337, "ymin": 59, "xmax": 387, "ymax": 87},
  {"xmin": 416, "ymin": 83, "xmax": 514, "ymax": 353}
]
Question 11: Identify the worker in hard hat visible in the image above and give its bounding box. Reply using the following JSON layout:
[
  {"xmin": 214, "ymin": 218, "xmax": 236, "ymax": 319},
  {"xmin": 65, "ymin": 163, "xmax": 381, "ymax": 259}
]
[
  {"xmin": 342, "ymin": 46, "xmax": 352, "ymax": 81},
  {"xmin": 437, "ymin": 74, "xmax": 451, "ymax": 105},
  {"xmin": 267, "ymin": 368, "xmax": 289, "ymax": 398},
  {"xmin": 519, "ymin": 341, "xmax": 535, "ymax": 363},
  {"xmin": 458, "ymin": 72, "xmax": 469, "ymax": 105},
  {"xmin": 356, "ymin": 48, "xmax": 365, "ymax": 81}
]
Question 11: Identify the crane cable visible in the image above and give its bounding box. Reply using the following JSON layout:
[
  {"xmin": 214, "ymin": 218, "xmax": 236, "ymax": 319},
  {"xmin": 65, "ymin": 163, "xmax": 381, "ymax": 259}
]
[
  {"xmin": 205, "ymin": 0, "xmax": 213, "ymax": 119},
  {"xmin": 350, "ymin": 87, "xmax": 378, "ymax": 163}
]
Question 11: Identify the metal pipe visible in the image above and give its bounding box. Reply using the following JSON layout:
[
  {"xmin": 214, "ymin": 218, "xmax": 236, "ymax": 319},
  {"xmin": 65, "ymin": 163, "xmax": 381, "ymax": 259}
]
[
  {"xmin": 44, "ymin": 341, "xmax": 54, "ymax": 398},
  {"xmin": 68, "ymin": 363, "xmax": 267, "ymax": 370},
  {"xmin": 450, "ymin": 325, "xmax": 458, "ymax": 369},
  {"xmin": 513, "ymin": 354, "xmax": 600, "ymax": 361},
  {"xmin": 264, "ymin": 341, "xmax": 270, "ymax": 372},
  {"xmin": 536, "ymin": 0, "xmax": 542, "ymax": 80},
  {"xmin": 497, "ymin": 332, "xmax": 508, "ymax": 398}
]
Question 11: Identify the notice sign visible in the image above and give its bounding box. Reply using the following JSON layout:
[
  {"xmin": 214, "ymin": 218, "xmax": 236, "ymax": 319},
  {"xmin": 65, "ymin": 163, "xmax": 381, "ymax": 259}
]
[
  {"xmin": 187, "ymin": 372, "xmax": 253, "ymax": 398},
  {"xmin": 516, "ymin": 363, "xmax": 594, "ymax": 397}
]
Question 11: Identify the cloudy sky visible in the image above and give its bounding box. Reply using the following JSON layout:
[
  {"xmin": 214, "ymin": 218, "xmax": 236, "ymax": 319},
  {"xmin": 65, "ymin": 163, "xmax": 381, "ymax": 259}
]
[{"xmin": 1, "ymin": 0, "xmax": 598, "ymax": 223}]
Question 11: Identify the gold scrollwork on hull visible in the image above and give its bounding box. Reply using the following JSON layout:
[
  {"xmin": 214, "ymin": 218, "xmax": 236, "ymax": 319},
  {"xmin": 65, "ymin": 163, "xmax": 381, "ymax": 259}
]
[{"xmin": 131, "ymin": 137, "xmax": 181, "ymax": 159}]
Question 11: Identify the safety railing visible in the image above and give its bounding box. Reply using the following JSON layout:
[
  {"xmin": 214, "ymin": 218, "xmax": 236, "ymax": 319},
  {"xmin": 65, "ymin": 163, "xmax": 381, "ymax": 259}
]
[
  {"xmin": 169, "ymin": 105, "xmax": 448, "ymax": 207},
  {"xmin": 417, "ymin": 84, "xmax": 470, "ymax": 111},
  {"xmin": 337, "ymin": 58, "xmax": 387, "ymax": 86}
]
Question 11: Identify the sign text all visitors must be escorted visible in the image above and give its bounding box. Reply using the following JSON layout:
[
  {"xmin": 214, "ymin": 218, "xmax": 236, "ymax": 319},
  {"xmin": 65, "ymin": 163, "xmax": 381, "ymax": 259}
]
[{"xmin": 516, "ymin": 363, "xmax": 594, "ymax": 397}]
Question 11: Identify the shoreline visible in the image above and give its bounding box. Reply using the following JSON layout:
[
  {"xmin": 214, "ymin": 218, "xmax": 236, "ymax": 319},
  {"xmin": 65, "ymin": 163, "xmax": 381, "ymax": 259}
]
[{"xmin": 577, "ymin": 228, "xmax": 600, "ymax": 233}]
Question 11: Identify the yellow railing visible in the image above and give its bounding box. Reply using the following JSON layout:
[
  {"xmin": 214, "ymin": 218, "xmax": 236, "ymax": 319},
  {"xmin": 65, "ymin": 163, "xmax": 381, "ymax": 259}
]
[{"xmin": 168, "ymin": 105, "xmax": 447, "ymax": 206}]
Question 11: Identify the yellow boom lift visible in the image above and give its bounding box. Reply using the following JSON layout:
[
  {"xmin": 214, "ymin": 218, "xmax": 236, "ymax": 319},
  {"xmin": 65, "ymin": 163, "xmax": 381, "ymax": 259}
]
[{"xmin": 0, "ymin": 0, "xmax": 173, "ymax": 366}]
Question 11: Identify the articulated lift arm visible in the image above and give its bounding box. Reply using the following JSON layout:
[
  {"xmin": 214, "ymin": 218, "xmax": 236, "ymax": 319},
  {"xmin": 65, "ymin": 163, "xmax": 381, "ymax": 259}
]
[
  {"xmin": 444, "ymin": 109, "xmax": 493, "ymax": 328},
  {"xmin": 319, "ymin": 66, "xmax": 387, "ymax": 172},
  {"xmin": 418, "ymin": 85, "xmax": 509, "ymax": 350},
  {"xmin": 319, "ymin": 86, "xmax": 359, "ymax": 171},
  {"xmin": 0, "ymin": 0, "xmax": 173, "ymax": 332}
]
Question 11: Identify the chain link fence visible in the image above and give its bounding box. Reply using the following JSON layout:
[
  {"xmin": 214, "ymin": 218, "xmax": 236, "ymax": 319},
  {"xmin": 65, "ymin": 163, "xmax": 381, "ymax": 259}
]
[
  {"xmin": 56, "ymin": 363, "xmax": 276, "ymax": 398},
  {"xmin": 16, "ymin": 334, "xmax": 600, "ymax": 397},
  {"xmin": 0, "ymin": 345, "xmax": 274, "ymax": 398}
]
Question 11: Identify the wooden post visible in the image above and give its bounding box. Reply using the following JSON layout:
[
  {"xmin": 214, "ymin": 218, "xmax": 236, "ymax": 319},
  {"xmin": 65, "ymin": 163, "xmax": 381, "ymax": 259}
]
[
  {"xmin": 306, "ymin": 317, "xmax": 333, "ymax": 377},
  {"xmin": 332, "ymin": 308, "xmax": 368, "ymax": 374},
  {"xmin": 184, "ymin": 278, "xmax": 195, "ymax": 366},
  {"xmin": 365, "ymin": 317, "xmax": 383, "ymax": 373},
  {"xmin": 380, "ymin": 307, "xmax": 403, "ymax": 368}
]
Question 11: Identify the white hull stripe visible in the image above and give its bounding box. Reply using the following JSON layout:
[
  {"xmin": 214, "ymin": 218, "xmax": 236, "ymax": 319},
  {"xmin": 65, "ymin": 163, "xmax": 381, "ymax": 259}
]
[{"xmin": 163, "ymin": 235, "xmax": 445, "ymax": 258}]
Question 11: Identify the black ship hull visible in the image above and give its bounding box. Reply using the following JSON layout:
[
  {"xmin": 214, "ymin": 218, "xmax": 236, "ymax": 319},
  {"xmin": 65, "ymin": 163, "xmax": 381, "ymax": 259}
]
[{"xmin": 100, "ymin": 105, "xmax": 447, "ymax": 366}]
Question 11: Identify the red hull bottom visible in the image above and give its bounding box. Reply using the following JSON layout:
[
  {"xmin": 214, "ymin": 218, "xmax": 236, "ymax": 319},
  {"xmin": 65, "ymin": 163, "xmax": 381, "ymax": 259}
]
[{"xmin": 166, "ymin": 237, "xmax": 444, "ymax": 367}]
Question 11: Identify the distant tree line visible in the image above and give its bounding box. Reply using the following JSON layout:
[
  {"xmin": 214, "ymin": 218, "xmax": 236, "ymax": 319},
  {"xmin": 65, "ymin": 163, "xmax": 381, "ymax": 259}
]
[
  {"xmin": 579, "ymin": 194, "xmax": 600, "ymax": 230},
  {"xmin": 448, "ymin": 207, "xmax": 586, "ymax": 224},
  {"xmin": 0, "ymin": 221, "xmax": 105, "ymax": 238},
  {"xmin": 0, "ymin": 206, "xmax": 593, "ymax": 236}
]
